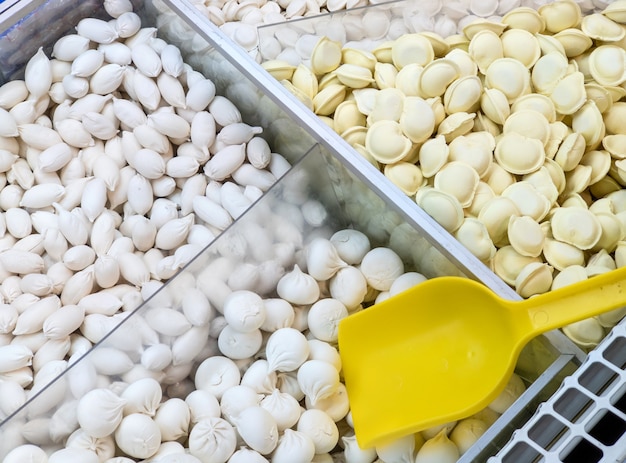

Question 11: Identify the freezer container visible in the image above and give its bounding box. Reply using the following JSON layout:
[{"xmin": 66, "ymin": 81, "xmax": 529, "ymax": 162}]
[
  {"xmin": 167, "ymin": 0, "xmax": 593, "ymax": 459},
  {"xmin": 0, "ymin": 0, "xmax": 586, "ymax": 460},
  {"xmin": 0, "ymin": 140, "xmax": 579, "ymax": 461},
  {"xmin": 251, "ymin": 1, "xmax": 626, "ymax": 459}
]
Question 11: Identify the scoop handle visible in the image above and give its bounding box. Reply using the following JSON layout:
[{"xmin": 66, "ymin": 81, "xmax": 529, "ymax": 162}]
[{"xmin": 519, "ymin": 266, "xmax": 626, "ymax": 339}]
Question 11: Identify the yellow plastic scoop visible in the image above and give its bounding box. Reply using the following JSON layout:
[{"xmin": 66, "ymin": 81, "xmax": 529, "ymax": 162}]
[{"xmin": 338, "ymin": 266, "xmax": 626, "ymax": 448}]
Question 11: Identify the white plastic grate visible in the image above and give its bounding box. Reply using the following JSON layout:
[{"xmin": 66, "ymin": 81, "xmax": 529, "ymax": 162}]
[{"xmin": 491, "ymin": 318, "xmax": 626, "ymax": 462}]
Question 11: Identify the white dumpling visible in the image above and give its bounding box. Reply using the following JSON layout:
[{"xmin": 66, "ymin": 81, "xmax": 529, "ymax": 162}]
[
  {"xmin": 304, "ymin": 383, "xmax": 350, "ymax": 422},
  {"xmin": 330, "ymin": 229, "xmax": 371, "ymax": 265},
  {"xmin": 217, "ymin": 325, "xmax": 262, "ymax": 359},
  {"xmin": 328, "ymin": 266, "xmax": 368, "ymax": 310},
  {"xmin": 276, "ymin": 265, "xmax": 320, "ymax": 305},
  {"xmin": 414, "ymin": 430, "xmax": 460, "ymax": 463},
  {"xmin": 120, "ymin": 377, "xmax": 162, "ymax": 416},
  {"xmin": 307, "ymin": 339, "xmax": 342, "ymax": 372},
  {"xmin": 3, "ymin": 444, "xmax": 48, "ymax": 463},
  {"xmin": 342, "ymin": 434, "xmax": 378, "ymax": 463},
  {"xmin": 296, "ymin": 409, "xmax": 339, "ymax": 454},
  {"xmin": 188, "ymin": 417, "xmax": 237, "ymax": 463},
  {"xmin": 389, "ymin": 272, "xmax": 428, "ymax": 296},
  {"xmin": 223, "ymin": 290, "xmax": 266, "ymax": 333},
  {"xmin": 265, "ymin": 327, "xmax": 309, "ymax": 372},
  {"xmin": 234, "ymin": 406, "xmax": 278, "ymax": 455},
  {"xmin": 65, "ymin": 429, "xmax": 115, "ymax": 461},
  {"xmin": 359, "ymin": 247, "xmax": 404, "ymax": 291},
  {"xmin": 153, "ymin": 398, "xmax": 191, "ymax": 442},
  {"xmin": 158, "ymin": 453, "xmax": 204, "ymax": 463},
  {"xmin": 259, "ymin": 298, "xmax": 294, "ymax": 332},
  {"xmin": 220, "ymin": 385, "xmax": 262, "ymax": 424},
  {"xmin": 375, "ymin": 434, "xmax": 416, "ymax": 463},
  {"xmin": 48, "ymin": 448, "xmax": 99, "ymax": 463},
  {"xmin": 76, "ymin": 388, "xmax": 125, "ymax": 438},
  {"xmin": 240, "ymin": 359, "xmax": 277, "ymax": 394},
  {"xmin": 305, "ymin": 238, "xmax": 347, "ymax": 281},
  {"xmin": 227, "ymin": 448, "xmax": 268, "ymax": 463},
  {"xmin": 114, "ymin": 413, "xmax": 162, "ymax": 459},
  {"xmin": 271, "ymin": 429, "xmax": 316, "ymax": 463},
  {"xmin": 194, "ymin": 356, "xmax": 240, "ymax": 400},
  {"xmin": 259, "ymin": 389, "xmax": 301, "ymax": 431},
  {"xmin": 185, "ymin": 390, "xmax": 221, "ymax": 424},
  {"xmin": 306, "ymin": 298, "xmax": 348, "ymax": 342},
  {"xmin": 297, "ymin": 360, "xmax": 340, "ymax": 404}
]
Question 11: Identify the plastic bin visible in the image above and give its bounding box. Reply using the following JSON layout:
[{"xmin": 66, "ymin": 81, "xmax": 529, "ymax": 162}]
[
  {"xmin": 166, "ymin": 0, "xmax": 593, "ymax": 459},
  {"xmin": 0, "ymin": 0, "xmax": 586, "ymax": 460},
  {"xmin": 249, "ymin": 2, "xmax": 626, "ymax": 459},
  {"xmin": 0, "ymin": 138, "xmax": 578, "ymax": 461}
]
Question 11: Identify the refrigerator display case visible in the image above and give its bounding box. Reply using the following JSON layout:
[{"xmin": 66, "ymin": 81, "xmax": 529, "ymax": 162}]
[{"xmin": 0, "ymin": 0, "xmax": 608, "ymax": 461}]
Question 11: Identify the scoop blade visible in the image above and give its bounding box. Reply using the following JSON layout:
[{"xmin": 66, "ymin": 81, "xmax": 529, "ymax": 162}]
[{"xmin": 338, "ymin": 277, "xmax": 521, "ymax": 447}]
